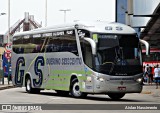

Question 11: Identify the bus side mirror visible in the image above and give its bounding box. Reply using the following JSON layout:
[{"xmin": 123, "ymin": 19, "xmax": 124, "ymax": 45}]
[
  {"xmin": 140, "ymin": 39, "xmax": 150, "ymax": 56},
  {"xmin": 84, "ymin": 38, "xmax": 96, "ymax": 55}
]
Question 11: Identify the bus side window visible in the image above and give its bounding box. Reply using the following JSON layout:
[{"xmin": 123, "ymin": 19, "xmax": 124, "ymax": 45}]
[
  {"xmin": 13, "ymin": 36, "xmax": 23, "ymax": 54},
  {"xmin": 81, "ymin": 40, "xmax": 93, "ymax": 68},
  {"xmin": 61, "ymin": 42, "xmax": 68, "ymax": 51},
  {"xmin": 19, "ymin": 47, "xmax": 24, "ymax": 53},
  {"xmin": 69, "ymin": 43, "xmax": 77, "ymax": 53},
  {"xmin": 46, "ymin": 45, "xmax": 50, "ymax": 52},
  {"xmin": 46, "ymin": 30, "xmax": 78, "ymax": 56},
  {"xmin": 46, "ymin": 38, "xmax": 61, "ymax": 52},
  {"xmin": 32, "ymin": 45, "xmax": 41, "ymax": 53}
]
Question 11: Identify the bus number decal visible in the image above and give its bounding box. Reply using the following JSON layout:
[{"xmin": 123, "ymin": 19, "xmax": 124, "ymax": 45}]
[
  {"xmin": 33, "ymin": 56, "xmax": 45, "ymax": 87},
  {"xmin": 15, "ymin": 57, "xmax": 25, "ymax": 86}
]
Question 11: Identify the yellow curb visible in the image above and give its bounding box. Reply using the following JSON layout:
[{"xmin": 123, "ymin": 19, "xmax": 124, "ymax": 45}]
[{"xmin": 141, "ymin": 91, "xmax": 152, "ymax": 94}]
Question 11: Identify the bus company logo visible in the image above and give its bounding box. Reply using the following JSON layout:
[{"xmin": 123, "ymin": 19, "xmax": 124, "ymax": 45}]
[
  {"xmin": 2, "ymin": 105, "xmax": 12, "ymax": 111},
  {"xmin": 105, "ymin": 26, "xmax": 112, "ymax": 30},
  {"xmin": 78, "ymin": 30, "xmax": 85, "ymax": 38},
  {"xmin": 66, "ymin": 30, "xmax": 73, "ymax": 35},
  {"xmin": 116, "ymin": 26, "xmax": 123, "ymax": 31}
]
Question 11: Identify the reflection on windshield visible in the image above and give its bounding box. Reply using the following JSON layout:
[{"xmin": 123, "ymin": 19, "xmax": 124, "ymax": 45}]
[
  {"xmin": 94, "ymin": 34, "xmax": 142, "ymax": 76},
  {"xmin": 97, "ymin": 47, "xmax": 140, "ymax": 65}
]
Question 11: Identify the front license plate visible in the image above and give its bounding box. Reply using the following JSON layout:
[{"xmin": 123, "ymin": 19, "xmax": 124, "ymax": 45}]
[{"xmin": 118, "ymin": 87, "xmax": 126, "ymax": 91}]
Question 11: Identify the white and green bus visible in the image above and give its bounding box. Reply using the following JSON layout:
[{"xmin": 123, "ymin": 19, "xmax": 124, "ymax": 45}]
[{"xmin": 12, "ymin": 21, "xmax": 149, "ymax": 99}]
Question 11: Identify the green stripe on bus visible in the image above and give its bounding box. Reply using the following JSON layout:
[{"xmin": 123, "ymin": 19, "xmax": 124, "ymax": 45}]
[
  {"xmin": 46, "ymin": 80, "xmax": 70, "ymax": 84},
  {"xmin": 44, "ymin": 85, "xmax": 69, "ymax": 90},
  {"xmin": 47, "ymin": 75, "xmax": 87, "ymax": 81},
  {"xmin": 51, "ymin": 70, "xmax": 92, "ymax": 75}
]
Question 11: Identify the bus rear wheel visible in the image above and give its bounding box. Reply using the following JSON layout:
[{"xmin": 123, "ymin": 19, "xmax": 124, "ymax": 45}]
[
  {"xmin": 107, "ymin": 93, "xmax": 125, "ymax": 100},
  {"xmin": 70, "ymin": 78, "xmax": 87, "ymax": 98},
  {"xmin": 25, "ymin": 77, "xmax": 40, "ymax": 94}
]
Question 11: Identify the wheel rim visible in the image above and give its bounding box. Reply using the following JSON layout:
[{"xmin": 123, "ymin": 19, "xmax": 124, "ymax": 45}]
[
  {"xmin": 27, "ymin": 79, "xmax": 31, "ymax": 91},
  {"xmin": 72, "ymin": 82, "xmax": 81, "ymax": 97}
]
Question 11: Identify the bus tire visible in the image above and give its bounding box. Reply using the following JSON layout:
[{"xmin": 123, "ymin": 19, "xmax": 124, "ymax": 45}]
[
  {"xmin": 55, "ymin": 90, "xmax": 69, "ymax": 96},
  {"xmin": 25, "ymin": 77, "xmax": 33, "ymax": 93},
  {"xmin": 25, "ymin": 77, "xmax": 40, "ymax": 94},
  {"xmin": 34, "ymin": 88, "xmax": 41, "ymax": 94},
  {"xmin": 107, "ymin": 93, "xmax": 125, "ymax": 100},
  {"xmin": 70, "ymin": 78, "xmax": 87, "ymax": 98}
]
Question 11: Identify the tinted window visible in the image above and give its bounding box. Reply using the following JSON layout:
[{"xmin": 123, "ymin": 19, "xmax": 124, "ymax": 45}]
[
  {"xmin": 13, "ymin": 36, "xmax": 25, "ymax": 53},
  {"xmin": 13, "ymin": 34, "xmax": 47, "ymax": 54},
  {"xmin": 81, "ymin": 40, "xmax": 93, "ymax": 68},
  {"xmin": 46, "ymin": 30, "xmax": 78, "ymax": 55},
  {"xmin": 12, "ymin": 30, "xmax": 78, "ymax": 55}
]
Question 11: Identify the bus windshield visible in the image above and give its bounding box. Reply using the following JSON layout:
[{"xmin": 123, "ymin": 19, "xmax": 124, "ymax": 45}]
[{"xmin": 94, "ymin": 34, "xmax": 142, "ymax": 76}]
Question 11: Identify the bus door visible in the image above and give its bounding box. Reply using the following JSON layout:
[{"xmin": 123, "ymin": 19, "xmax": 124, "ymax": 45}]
[{"xmin": 81, "ymin": 38, "xmax": 95, "ymax": 92}]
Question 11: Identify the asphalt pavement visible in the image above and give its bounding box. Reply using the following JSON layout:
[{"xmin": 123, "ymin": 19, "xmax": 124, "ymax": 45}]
[
  {"xmin": 0, "ymin": 78, "xmax": 160, "ymax": 97},
  {"xmin": 142, "ymin": 83, "xmax": 160, "ymax": 97}
]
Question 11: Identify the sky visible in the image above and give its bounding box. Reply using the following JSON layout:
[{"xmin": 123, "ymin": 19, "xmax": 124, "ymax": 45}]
[{"xmin": 0, "ymin": 0, "xmax": 115, "ymax": 34}]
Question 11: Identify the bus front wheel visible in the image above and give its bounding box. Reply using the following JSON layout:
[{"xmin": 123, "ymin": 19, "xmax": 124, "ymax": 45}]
[
  {"xmin": 25, "ymin": 77, "xmax": 40, "ymax": 94},
  {"xmin": 70, "ymin": 78, "xmax": 87, "ymax": 98},
  {"xmin": 107, "ymin": 93, "xmax": 125, "ymax": 100}
]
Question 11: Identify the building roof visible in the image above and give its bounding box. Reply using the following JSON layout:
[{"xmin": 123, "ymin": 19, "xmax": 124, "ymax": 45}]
[{"xmin": 140, "ymin": 3, "xmax": 160, "ymax": 48}]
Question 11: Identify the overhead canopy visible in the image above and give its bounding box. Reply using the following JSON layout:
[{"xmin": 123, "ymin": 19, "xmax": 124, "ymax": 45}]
[{"xmin": 140, "ymin": 3, "xmax": 160, "ymax": 48}]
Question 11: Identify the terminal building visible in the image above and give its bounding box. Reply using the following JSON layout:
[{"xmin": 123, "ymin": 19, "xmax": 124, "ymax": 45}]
[{"xmin": 116, "ymin": 0, "xmax": 160, "ymax": 66}]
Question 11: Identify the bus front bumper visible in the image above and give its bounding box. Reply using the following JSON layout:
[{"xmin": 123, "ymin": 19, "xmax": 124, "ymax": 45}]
[{"xmin": 93, "ymin": 77, "xmax": 143, "ymax": 94}]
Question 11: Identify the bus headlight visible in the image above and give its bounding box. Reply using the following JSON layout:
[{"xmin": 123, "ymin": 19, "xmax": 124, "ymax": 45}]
[
  {"xmin": 99, "ymin": 78, "xmax": 104, "ymax": 82},
  {"xmin": 136, "ymin": 78, "xmax": 143, "ymax": 83}
]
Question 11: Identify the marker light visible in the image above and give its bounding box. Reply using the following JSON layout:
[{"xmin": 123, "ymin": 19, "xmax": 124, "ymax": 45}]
[
  {"xmin": 96, "ymin": 77, "xmax": 104, "ymax": 82},
  {"xmin": 87, "ymin": 76, "xmax": 92, "ymax": 82},
  {"xmin": 136, "ymin": 78, "xmax": 143, "ymax": 83}
]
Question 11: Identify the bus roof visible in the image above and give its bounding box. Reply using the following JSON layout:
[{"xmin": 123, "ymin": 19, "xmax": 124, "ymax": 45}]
[{"xmin": 13, "ymin": 21, "xmax": 136, "ymax": 37}]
